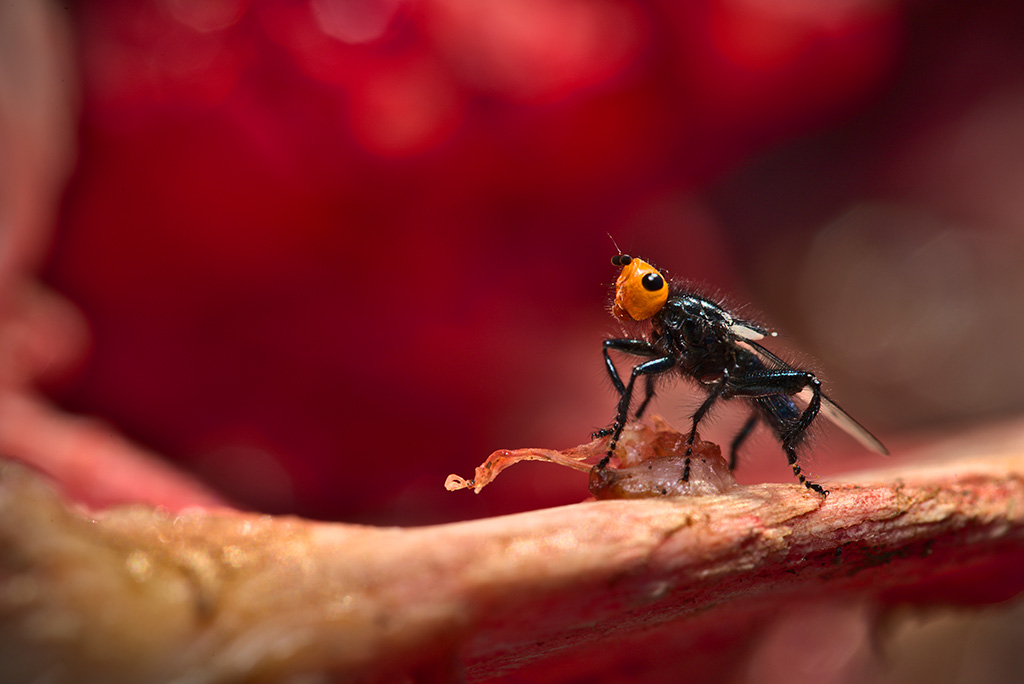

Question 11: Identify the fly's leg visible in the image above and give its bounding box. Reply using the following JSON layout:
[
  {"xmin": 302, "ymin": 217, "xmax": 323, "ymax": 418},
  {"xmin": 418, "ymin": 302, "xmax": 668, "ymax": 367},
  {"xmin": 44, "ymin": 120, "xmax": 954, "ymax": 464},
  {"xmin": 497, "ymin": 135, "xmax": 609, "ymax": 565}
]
[
  {"xmin": 598, "ymin": 355, "xmax": 676, "ymax": 469},
  {"xmin": 728, "ymin": 370, "xmax": 828, "ymax": 496},
  {"xmin": 634, "ymin": 375, "xmax": 657, "ymax": 419},
  {"xmin": 596, "ymin": 338, "xmax": 674, "ymax": 470},
  {"xmin": 728, "ymin": 412, "xmax": 760, "ymax": 470},
  {"xmin": 591, "ymin": 339, "xmax": 648, "ymax": 439},
  {"xmin": 592, "ymin": 375, "xmax": 652, "ymax": 439},
  {"xmin": 680, "ymin": 369, "xmax": 730, "ymax": 482},
  {"xmin": 781, "ymin": 376, "xmax": 825, "ymax": 495}
]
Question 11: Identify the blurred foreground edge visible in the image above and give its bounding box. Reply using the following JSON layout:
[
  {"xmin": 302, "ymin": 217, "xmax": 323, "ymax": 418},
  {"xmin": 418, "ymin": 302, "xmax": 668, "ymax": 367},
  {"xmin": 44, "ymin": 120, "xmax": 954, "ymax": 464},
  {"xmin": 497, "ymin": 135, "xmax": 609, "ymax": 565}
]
[{"xmin": 1, "ymin": 420, "xmax": 1023, "ymax": 683}]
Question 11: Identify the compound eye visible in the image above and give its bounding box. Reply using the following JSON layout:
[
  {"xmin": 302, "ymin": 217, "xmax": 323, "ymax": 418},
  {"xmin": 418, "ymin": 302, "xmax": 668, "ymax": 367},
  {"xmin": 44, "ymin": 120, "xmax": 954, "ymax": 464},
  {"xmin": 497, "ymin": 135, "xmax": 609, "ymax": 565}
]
[{"xmin": 641, "ymin": 273, "xmax": 664, "ymax": 292}]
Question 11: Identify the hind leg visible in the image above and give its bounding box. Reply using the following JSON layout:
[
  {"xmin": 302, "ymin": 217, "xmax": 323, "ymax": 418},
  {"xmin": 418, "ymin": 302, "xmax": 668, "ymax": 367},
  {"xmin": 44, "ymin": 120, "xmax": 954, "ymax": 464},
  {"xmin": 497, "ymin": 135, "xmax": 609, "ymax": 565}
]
[
  {"xmin": 723, "ymin": 369, "xmax": 829, "ymax": 495},
  {"xmin": 779, "ymin": 375, "xmax": 826, "ymax": 495}
]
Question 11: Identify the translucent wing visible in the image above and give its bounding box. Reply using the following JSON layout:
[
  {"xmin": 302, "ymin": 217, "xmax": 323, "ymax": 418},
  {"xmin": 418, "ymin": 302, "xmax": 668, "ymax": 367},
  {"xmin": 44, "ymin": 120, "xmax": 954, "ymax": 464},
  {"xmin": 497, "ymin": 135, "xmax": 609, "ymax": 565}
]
[
  {"xmin": 815, "ymin": 393, "xmax": 889, "ymax": 455},
  {"xmin": 736, "ymin": 337, "xmax": 889, "ymax": 455},
  {"xmin": 727, "ymin": 319, "xmax": 776, "ymax": 341}
]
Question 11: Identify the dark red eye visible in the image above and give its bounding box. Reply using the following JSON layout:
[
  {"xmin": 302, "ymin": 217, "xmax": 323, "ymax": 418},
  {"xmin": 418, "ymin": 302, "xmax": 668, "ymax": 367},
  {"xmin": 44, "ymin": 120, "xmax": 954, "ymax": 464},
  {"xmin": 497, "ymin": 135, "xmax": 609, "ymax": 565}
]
[{"xmin": 641, "ymin": 273, "xmax": 664, "ymax": 291}]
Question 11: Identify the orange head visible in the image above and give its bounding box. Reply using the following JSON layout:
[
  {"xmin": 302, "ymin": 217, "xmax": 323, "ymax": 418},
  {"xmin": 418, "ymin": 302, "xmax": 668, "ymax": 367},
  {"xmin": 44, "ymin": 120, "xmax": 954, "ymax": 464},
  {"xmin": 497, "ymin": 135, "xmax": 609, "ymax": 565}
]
[{"xmin": 610, "ymin": 254, "xmax": 669, "ymax": 321}]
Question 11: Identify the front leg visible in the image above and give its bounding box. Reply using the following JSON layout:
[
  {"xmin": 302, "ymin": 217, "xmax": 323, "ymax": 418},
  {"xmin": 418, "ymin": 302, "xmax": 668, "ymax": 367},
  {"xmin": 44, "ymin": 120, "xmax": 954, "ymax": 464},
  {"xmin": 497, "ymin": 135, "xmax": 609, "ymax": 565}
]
[
  {"xmin": 592, "ymin": 337, "xmax": 660, "ymax": 440},
  {"xmin": 591, "ymin": 375, "xmax": 655, "ymax": 438},
  {"xmin": 600, "ymin": 338, "xmax": 661, "ymax": 395},
  {"xmin": 596, "ymin": 338, "xmax": 675, "ymax": 469},
  {"xmin": 634, "ymin": 375, "xmax": 657, "ymax": 420},
  {"xmin": 591, "ymin": 338, "xmax": 658, "ymax": 439}
]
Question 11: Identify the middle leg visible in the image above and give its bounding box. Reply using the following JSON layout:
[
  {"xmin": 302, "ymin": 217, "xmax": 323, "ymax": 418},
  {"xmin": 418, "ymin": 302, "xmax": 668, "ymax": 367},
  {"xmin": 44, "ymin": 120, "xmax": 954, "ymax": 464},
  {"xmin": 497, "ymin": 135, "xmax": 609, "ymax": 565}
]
[
  {"xmin": 680, "ymin": 369, "xmax": 731, "ymax": 482},
  {"xmin": 728, "ymin": 412, "xmax": 760, "ymax": 471}
]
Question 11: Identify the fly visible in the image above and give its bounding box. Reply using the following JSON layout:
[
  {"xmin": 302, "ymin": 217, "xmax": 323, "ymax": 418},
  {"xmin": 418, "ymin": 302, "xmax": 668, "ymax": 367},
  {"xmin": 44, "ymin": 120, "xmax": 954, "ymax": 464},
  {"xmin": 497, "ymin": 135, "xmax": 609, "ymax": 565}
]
[{"xmin": 596, "ymin": 254, "xmax": 887, "ymax": 496}]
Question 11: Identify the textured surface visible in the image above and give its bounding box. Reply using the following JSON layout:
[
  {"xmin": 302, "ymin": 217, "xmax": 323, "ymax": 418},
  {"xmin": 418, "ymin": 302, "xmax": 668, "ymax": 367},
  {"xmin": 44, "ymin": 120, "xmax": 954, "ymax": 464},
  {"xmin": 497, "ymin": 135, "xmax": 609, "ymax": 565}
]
[{"xmin": 2, "ymin": 421, "xmax": 1023, "ymax": 683}]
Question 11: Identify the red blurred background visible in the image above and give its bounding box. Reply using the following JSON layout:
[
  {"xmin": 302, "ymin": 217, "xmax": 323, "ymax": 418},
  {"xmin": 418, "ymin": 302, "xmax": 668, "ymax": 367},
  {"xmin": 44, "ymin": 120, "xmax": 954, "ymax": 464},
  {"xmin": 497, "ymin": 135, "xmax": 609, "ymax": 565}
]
[{"xmin": 17, "ymin": 0, "xmax": 1024, "ymax": 524}]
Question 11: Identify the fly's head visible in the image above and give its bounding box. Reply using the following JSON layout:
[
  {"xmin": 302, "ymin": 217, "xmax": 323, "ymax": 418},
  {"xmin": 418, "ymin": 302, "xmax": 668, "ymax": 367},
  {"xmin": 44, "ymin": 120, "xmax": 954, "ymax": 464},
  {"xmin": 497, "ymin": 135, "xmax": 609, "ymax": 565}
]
[{"xmin": 610, "ymin": 254, "xmax": 669, "ymax": 323}]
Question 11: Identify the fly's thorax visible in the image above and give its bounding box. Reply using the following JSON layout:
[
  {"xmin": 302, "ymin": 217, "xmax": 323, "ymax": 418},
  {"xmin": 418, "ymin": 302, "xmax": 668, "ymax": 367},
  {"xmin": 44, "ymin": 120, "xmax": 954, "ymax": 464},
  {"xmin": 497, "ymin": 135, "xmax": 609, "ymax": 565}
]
[
  {"xmin": 680, "ymin": 294, "xmax": 733, "ymax": 327},
  {"xmin": 658, "ymin": 297, "xmax": 712, "ymax": 349},
  {"xmin": 656, "ymin": 297, "xmax": 686, "ymax": 331}
]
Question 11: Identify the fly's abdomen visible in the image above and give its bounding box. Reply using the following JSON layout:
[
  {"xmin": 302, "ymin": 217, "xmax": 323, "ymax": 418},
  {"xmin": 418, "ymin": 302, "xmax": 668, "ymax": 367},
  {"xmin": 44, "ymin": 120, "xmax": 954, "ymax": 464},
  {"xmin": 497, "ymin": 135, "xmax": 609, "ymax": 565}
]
[{"xmin": 756, "ymin": 394, "xmax": 802, "ymax": 436}]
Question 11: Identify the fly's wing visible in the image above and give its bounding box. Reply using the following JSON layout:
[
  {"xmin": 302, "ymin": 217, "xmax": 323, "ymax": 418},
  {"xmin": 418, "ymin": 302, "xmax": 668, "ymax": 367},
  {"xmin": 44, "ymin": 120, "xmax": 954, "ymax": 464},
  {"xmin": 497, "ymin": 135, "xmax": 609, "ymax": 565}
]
[
  {"xmin": 815, "ymin": 394, "xmax": 890, "ymax": 455},
  {"xmin": 727, "ymin": 319, "xmax": 776, "ymax": 341},
  {"xmin": 735, "ymin": 335, "xmax": 889, "ymax": 455}
]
